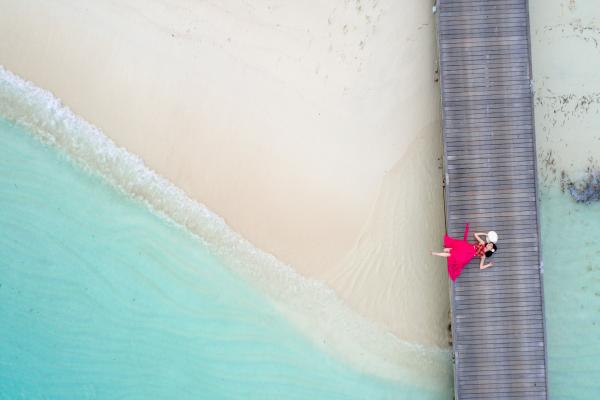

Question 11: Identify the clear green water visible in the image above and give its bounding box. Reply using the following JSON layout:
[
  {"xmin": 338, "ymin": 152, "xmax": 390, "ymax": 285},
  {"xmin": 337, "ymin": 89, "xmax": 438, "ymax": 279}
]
[
  {"xmin": 539, "ymin": 187, "xmax": 600, "ymax": 398},
  {"xmin": 0, "ymin": 118, "xmax": 449, "ymax": 399}
]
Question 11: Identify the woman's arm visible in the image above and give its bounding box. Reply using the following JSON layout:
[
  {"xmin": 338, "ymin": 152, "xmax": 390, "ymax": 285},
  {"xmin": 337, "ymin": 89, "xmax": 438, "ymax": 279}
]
[
  {"xmin": 474, "ymin": 232, "xmax": 486, "ymax": 244},
  {"xmin": 480, "ymin": 256, "xmax": 494, "ymax": 270}
]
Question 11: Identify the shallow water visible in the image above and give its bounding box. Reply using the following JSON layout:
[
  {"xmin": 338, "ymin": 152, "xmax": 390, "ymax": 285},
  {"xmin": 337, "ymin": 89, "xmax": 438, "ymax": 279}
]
[
  {"xmin": 529, "ymin": 1, "xmax": 600, "ymax": 397},
  {"xmin": 539, "ymin": 187, "xmax": 600, "ymax": 398}
]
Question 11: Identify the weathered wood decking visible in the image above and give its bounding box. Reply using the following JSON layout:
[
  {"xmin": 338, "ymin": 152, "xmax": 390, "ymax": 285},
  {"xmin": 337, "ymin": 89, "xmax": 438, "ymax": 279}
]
[{"xmin": 436, "ymin": 0, "xmax": 548, "ymax": 398}]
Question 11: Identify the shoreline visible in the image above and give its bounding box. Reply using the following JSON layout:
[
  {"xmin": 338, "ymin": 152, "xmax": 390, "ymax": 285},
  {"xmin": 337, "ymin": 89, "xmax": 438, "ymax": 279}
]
[
  {"xmin": 0, "ymin": 0, "xmax": 450, "ymax": 348},
  {"xmin": 0, "ymin": 67, "xmax": 451, "ymax": 389}
]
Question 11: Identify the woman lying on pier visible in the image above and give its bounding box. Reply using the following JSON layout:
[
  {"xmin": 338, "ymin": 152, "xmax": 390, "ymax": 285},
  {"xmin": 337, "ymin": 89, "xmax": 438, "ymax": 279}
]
[{"xmin": 431, "ymin": 224, "xmax": 498, "ymax": 281}]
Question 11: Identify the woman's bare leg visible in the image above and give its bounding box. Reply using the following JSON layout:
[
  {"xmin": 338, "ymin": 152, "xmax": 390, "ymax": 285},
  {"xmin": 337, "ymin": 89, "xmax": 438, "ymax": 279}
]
[{"xmin": 431, "ymin": 252, "xmax": 451, "ymax": 257}]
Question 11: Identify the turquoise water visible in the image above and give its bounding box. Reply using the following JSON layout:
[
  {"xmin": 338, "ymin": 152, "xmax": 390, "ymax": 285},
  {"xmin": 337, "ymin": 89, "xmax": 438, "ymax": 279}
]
[
  {"xmin": 0, "ymin": 99, "xmax": 450, "ymax": 397},
  {"xmin": 540, "ymin": 186, "xmax": 600, "ymax": 398}
]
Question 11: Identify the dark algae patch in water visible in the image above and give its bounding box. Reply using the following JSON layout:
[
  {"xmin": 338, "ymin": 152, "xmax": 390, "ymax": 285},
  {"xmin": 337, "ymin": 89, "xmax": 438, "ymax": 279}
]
[
  {"xmin": 565, "ymin": 170, "xmax": 600, "ymax": 203},
  {"xmin": 541, "ymin": 149, "xmax": 600, "ymax": 204},
  {"xmin": 562, "ymin": 161, "xmax": 600, "ymax": 204}
]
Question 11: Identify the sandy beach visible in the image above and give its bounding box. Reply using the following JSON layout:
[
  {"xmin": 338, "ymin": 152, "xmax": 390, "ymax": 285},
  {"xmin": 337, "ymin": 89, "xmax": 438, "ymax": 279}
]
[{"xmin": 0, "ymin": 0, "xmax": 449, "ymax": 348}]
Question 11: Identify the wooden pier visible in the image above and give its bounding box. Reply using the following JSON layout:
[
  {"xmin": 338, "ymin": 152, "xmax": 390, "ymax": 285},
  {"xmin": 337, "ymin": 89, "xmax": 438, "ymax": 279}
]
[{"xmin": 435, "ymin": 0, "xmax": 548, "ymax": 398}]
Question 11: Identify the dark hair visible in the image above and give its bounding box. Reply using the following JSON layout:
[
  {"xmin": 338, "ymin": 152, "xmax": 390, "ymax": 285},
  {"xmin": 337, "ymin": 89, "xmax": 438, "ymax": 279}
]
[{"xmin": 485, "ymin": 243, "xmax": 497, "ymax": 258}]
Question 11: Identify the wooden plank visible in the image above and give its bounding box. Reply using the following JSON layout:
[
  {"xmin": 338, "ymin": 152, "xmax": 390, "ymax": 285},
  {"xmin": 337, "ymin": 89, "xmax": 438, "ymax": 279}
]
[
  {"xmin": 459, "ymin": 368, "xmax": 546, "ymax": 378},
  {"xmin": 455, "ymin": 282, "xmax": 540, "ymax": 294},
  {"xmin": 443, "ymin": 64, "xmax": 530, "ymax": 73},
  {"xmin": 443, "ymin": 84, "xmax": 530, "ymax": 94},
  {"xmin": 456, "ymin": 322, "xmax": 542, "ymax": 337},
  {"xmin": 454, "ymin": 341, "xmax": 544, "ymax": 353},
  {"xmin": 459, "ymin": 359, "xmax": 546, "ymax": 370},
  {"xmin": 447, "ymin": 198, "xmax": 537, "ymax": 210},
  {"xmin": 441, "ymin": 29, "xmax": 528, "ymax": 41},
  {"xmin": 441, "ymin": 46, "xmax": 530, "ymax": 57},
  {"xmin": 448, "ymin": 169, "xmax": 536, "ymax": 181},
  {"xmin": 442, "ymin": 64, "xmax": 530, "ymax": 75},
  {"xmin": 451, "ymin": 170, "xmax": 535, "ymax": 180},
  {"xmin": 440, "ymin": 15, "xmax": 528, "ymax": 25},
  {"xmin": 448, "ymin": 156, "xmax": 535, "ymax": 166},
  {"xmin": 451, "ymin": 262, "xmax": 540, "ymax": 275},
  {"xmin": 446, "ymin": 206, "xmax": 537, "ymax": 219},
  {"xmin": 459, "ymin": 360, "xmax": 546, "ymax": 371},
  {"xmin": 443, "ymin": 78, "xmax": 530, "ymax": 90},
  {"xmin": 444, "ymin": 113, "xmax": 533, "ymax": 122},
  {"xmin": 439, "ymin": 2, "xmax": 526, "ymax": 12},
  {"xmin": 440, "ymin": 5, "xmax": 527, "ymax": 15},
  {"xmin": 441, "ymin": 36, "xmax": 529, "ymax": 48},
  {"xmin": 442, "ymin": 77, "xmax": 530, "ymax": 87},
  {"xmin": 445, "ymin": 135, "xmax": 533, "ymax": 146},
  {"xmin": 446, "ymin": 164, "xmax": 536, "ymax": 175},
  {"xmin": 443, "ymin": 108, "xmax": 532, "ymax": 119},
  {"xmin": 454, "ymin": 307, "xmax": 544, "ymax": 318},
  {"xmin": 440, "ymin": 0, "xmax": 525, "ymax": 7},
  {"xmin": 441, "ymin": 35, "xmax": 529, "ymax": 44},
  {"xmin": 446, "ymin": 205, "xmax": 537, "ymax": 217},
  {"xmin": 447, "ymin": 194, "xmax": 536, "ymax": 203},
  {"xmin": 446, "ymin": 159, "xmax": 535, "ymax": 172},
  {"xmin": 447, "ymin": 150, "xmax": 535, "ymax": 160},
  {"xmin": 446, "ymin": 153, "xmax": 534, "ymax": 163},
  {"xmin": 459, "ymin": 370, "xmax": 546, "ymax": 380},
  {"xmin": 442, "ymin": 96, "xmax": 532, "ymax": 106},
  {"xmin": 441, "ymin": 47, "xmax": 530, "ymax": 58},
  {"xmin": 445, "ymin": 204, "xmax": 537, "ymax": 215},
  {"xmin": 443, "ymin": 100, "xmax": 532, "ymax": 111},
  {"xmin": 441, "ymin": 63, "xmax": 530, "ymax": 75},
  {"xmin": 443, "ymin": 98, "xmax": 533, "ymax": 110},
  {"xmin": 442, "ymin": 91, "xmax": 531, "ymax": 101},
  {"xmin": 446, "ymin": 194, "xmax": 536, "ymax": 204},
  {"xmin": 444, "ymin": 83, "xmax": 531, "ymax": 95},
  {"xmin": 443, "ymin": 126, "xmax": 533, "ymax": 136},
  {"xmin": 443, "ymin": 85, "xmax": 531, "ymax": 96},
  {"xmin": 440, "ymin": 4, "xmax": 527, "ymax": 13},
  {"xmin": 460, "ymin": 394, "xmax": 546, "ymax": 400},
  {"xmin": 440, "ymin": 36, "xmax": 529, "ymax": 50},
  {"xmin": 456, "ymin": 320, "xmax": 543, "ymax": 330},
  {"xmin": 459, "ymin": 384, "xmax": 547, "ymax": 394},
  {"xmin": 458, "ymin": 351, "xmax": 546, "ymax": 361},
  {"xmin": 441, "ymin": 52, "xmax": 530, "ymax": 64},
  {"xmin": 447, "ymin": 205, "xmax": 536, "ymax": 214},
  {"xmin": 446, "ymin": 139, "xmax": 534, "ymax": 149},
  {"xmin": 440, "ymin": 14, "xmax": 528, "ymax": 24},
  {"xmin": 459, "ymin": 358, "xmax": 546, "ymax": 368},
  {"xmin": 442, "ymin": 58, "xmax": 530, "ymax": 69},
  {"xmin": 456, "ymin": 317, "xmax": 544, "ymax": 329},
  {"xmin": 442, "ymin": 58, "xmax": 531, "ymax": 70},
  {"xmin": 454, "ymin": 296, "xmax": 544, "ymax": 307}
]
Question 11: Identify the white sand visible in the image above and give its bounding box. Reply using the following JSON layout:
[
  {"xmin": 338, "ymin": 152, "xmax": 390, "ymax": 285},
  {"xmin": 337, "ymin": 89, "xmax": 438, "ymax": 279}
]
[
  {"xmin": 530, "ymin": 0, "xmax": 600, "ymax": 187},
  {"xmin": 0, "ymin": 0, "xmax": 449, "ymax": 347}
]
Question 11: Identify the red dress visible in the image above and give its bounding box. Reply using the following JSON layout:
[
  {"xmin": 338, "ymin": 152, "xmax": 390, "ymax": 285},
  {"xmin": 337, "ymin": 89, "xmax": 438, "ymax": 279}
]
[{"xmin": 443, "ymin": 223, "xmax": 485, "ymax": 281}]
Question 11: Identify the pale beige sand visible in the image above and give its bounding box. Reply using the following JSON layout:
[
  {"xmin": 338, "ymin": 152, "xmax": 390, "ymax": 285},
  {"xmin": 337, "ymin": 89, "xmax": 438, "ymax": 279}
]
[
  {"xmin": 0, "ymin": 0, "xmax": 449, "ymax": 347},
  {"xmin": 530, "ymin": 0, "xmax": 600, "ymax": 186}
]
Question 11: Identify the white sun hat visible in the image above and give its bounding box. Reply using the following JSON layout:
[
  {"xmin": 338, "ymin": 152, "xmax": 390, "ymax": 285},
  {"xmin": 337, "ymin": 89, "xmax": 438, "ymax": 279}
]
[{"xmin": 487, "ymin": 231, "xmax": 498, "ymax": 243}]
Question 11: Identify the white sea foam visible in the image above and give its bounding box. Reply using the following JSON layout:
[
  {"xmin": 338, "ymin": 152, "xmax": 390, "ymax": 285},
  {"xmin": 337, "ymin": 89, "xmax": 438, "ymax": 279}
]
[{"xmin": 0, "ymin": 65, "xmax": 451, "ymax": 389}]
